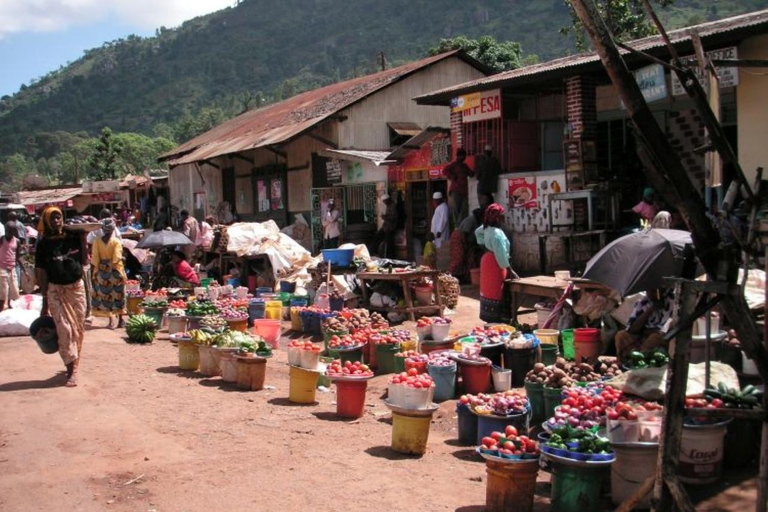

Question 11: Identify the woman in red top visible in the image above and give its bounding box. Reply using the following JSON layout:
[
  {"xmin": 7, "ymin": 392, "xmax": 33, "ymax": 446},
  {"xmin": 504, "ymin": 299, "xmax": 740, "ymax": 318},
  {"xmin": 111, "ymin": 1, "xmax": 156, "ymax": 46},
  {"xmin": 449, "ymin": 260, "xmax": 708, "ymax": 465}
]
[{"xmin": 172, "ymin": 250, "xmax": 200, "ymax": 287}]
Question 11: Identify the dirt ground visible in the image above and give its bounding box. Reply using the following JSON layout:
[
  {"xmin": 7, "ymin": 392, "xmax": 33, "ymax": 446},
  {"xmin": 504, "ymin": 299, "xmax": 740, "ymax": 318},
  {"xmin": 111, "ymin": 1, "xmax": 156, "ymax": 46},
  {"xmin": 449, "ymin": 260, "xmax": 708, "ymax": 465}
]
[{"xmin": 0, "ymin": 288, "xmax": 758, "ymax": 512}]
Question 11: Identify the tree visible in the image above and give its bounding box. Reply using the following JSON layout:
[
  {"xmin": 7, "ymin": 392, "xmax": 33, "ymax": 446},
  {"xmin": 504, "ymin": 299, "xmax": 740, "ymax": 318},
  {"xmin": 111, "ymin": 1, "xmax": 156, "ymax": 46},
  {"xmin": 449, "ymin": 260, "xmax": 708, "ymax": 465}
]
[
  {"xmin": 560, "ymin": 0, "xmax": 674, "ymax": 51},
  {"xmin": 428, "ymin": 36, "xmax": 523, "ymax": 72},
  {"xmin": 87, "ymin": 127, "xmax": 124, "ymax": 180}
]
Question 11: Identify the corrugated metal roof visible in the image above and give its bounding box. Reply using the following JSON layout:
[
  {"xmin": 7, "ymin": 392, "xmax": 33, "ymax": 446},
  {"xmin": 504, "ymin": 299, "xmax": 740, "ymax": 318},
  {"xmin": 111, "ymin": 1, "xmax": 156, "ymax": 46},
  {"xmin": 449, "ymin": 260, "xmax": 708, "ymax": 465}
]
[
  {"xmin": 386, "ymin": 127, "xmax": 451, "ymax": 161},
  {"xmin": 387, "ymin": 122, "xmax": 423, "ymax": 137},
  {"xmin": 319, "ymin": 149, "xmax": 396, "ymax": 166},
  {"xmin": 415, "ymin": 9, "xmax": 768, "ymax": 104},
  {"xmin": 162, "ymin": 51, "xmax": 487, "ymax": 166},
  {"xmin": 15, "ymin": 187, "xmax": 82, "ymax": 206}
]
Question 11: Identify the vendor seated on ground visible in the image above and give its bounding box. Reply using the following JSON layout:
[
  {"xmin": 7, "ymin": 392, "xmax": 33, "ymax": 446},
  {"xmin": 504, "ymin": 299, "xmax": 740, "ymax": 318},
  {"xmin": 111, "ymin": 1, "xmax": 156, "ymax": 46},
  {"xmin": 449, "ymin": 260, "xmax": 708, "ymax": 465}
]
[
  {"xmin": 156, "ymin": 250, "xmax": 200, "ymax": 289},
  {"xmin": 615, "ymin": 288, "xmax": 675, "ymax": 364}
]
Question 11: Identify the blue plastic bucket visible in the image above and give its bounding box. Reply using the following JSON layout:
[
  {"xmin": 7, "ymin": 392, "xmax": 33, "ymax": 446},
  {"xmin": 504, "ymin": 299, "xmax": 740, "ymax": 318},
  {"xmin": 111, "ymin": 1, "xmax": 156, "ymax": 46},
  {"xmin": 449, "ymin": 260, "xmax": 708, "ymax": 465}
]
[
  {"xmin": 457, "ymin": 403, "xmax": 478, "ymax": 446},
  {"xmin": 280, "ymin": 281, "xmax": 296, "ymax": 293},
  {"xmin": 256, "ymin": 287, "xmax": 273, "ymax": 298},
  {"xmin": 227, "ymin": 278, "xmax": 241, "ymax": 287},
  {"xmin": 428, "ymin": 362, "xmax": 457, "ymax": 402},
  {"xmin": 329, "ymin": 297, "xmax": 344, "ymax": 312},
  {"xmin": 248, "ymin": 299, "xmax": 266, "ymax": 322},
  {"xmin": 290, "ymin": 297, "xmax": 308, "ymax": 308},
  {"xmin": 476, "ymin": 410, "xmax": 531, "ymax": 444}
]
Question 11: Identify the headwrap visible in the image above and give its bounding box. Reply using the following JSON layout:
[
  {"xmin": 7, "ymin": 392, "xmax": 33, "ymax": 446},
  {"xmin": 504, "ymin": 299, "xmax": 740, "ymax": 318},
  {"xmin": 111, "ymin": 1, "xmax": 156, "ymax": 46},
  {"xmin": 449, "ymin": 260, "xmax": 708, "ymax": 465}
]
[
  {"xmin": 643, "ymin": 187, "xmax": 655, "ymax": 199},
  {"xmin": 483, "ymin": 203, "xmax": 505, "ymax": 227},
  {"xmin": 40, "ymin": 206, "xmax": 64, "ymax": 238}
]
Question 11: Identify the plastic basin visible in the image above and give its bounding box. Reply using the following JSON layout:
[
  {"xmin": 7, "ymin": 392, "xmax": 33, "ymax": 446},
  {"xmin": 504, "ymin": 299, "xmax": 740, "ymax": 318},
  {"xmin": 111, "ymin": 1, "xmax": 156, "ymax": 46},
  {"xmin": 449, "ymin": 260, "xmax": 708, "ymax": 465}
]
[
  {"xmin": 321, "ymin": 248, "xmax": 354, "ymax": 267},
  {"xmin": 253, "ymin": 319, "xmax": 281, "ymax": 349}
]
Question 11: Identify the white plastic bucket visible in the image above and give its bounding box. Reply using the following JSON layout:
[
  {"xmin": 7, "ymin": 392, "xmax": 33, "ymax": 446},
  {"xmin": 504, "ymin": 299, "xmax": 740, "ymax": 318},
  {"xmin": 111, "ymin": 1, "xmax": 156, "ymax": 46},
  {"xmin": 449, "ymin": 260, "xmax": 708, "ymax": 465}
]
[
  {"xmin": 534, "ymin": 303, "xmax": 558, "ymax": 328},
  {"xmin": 639, "ymin": 417, "xmax": 662, "ymax": 442},
  {"xmin": 611, "ymin": 443, "xmax": 659, "ymax": 508},
  {"xmin": 207, "ymin": 286, "xmax": 220, "ymax": 301},
  {"xmin": 607, "ymin": 419, "xmax": 640, "ymax": 443},
  {"xmin": 300, "ymin": 350, "xmax": 320, "ymax": 371},
  {"xmin": 236, "ymin": 286, "xmax": 249, "ymax": 299},
  {"xmin": 680, "ymin": 421, "xmax": 729, "ymax": 484},
  {"xmin": 388, "ymin": 384, "xmax": 433, "ymax": 409},
  {"xmin": 694, "ymin": 313, "xmax": 720, "ymax": 336},
  {"xmin": 431, "ymin": 322, "xmax": 451, "ymax": 341},
  {"xmin": 287, "ymin": 346, "xmax": 302, "ymax": 366},
  {"xmin": 491, "ymin": 367, "xmax": 511, "ymax": 391}
]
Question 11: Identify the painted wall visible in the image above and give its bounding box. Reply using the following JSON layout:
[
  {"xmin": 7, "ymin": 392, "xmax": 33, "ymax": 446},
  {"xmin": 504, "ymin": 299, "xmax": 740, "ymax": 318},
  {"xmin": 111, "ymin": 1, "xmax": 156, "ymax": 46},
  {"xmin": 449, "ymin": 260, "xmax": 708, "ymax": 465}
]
[
  {"xmin": 737, "ymin": 34, "xmax": 768, "ymax": 190},
  {"xmin": 337, "ymin": 57, "xmax": 487, "ymax": 149}
]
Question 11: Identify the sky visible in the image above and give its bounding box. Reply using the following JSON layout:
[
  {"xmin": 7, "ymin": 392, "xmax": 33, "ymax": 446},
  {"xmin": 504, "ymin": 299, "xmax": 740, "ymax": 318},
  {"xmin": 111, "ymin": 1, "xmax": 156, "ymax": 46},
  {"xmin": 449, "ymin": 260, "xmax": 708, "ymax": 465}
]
[{"xmin": 0, "ymin": 0, "xmax": 235, "ymax": 97}]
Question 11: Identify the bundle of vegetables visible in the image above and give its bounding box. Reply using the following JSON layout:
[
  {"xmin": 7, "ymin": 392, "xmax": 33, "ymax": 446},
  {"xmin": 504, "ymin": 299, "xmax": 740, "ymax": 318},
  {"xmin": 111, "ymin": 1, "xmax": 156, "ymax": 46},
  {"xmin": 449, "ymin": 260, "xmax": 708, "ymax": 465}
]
[
  {"xmin": 544, "ymin": 426, "xmax": 614, "ymax": 461},
  {"xmin": 125, "ymin": 314, "xmax": 158, "ymax": 344},
  {"xmin": 702, "ymin": 382, "xmax": 760, "ymax": 409},
  {"xmin": 478, "ymin": 425, "xmax": 539, "ymax": 459},
  {"xmin": 459, "ymin": 391, "xmax": 529, "ymax": 416},
  {"xmin": 186, "ymin": 300, "xmax": 219, "ymax": 317},
  {"xmin": 212, "ymin": 330, "xmax": 262, "ymax": 350},
  {"xmin": 626, "ymin": 348, "xmax": 669, "ymax": 369},
  {"xmin": 237, "ymin": 336, "xmax": 272, "ymax": 357},
  {"xmin": 327, "ymin": 359, "xmax": 373, "ymax": 377},
  {"xmin": 140, "ymin": 298, "xmax": 168, "ymax": 309}
]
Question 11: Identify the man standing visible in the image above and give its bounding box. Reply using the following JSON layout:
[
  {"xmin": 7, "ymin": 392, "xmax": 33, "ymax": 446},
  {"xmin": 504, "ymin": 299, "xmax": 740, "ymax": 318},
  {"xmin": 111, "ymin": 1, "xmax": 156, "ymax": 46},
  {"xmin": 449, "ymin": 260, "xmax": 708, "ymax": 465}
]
[
  {"xmin": 475, "ymin": 144, "xmax": 502, "ymax": 204},
  {"xmin": 430, "ymin": 192, "xmax": 450, "ymax": 270},
  {"xmin": 180, "ymin": 210, "xmax": 199, "ymax": 261},
  {"xmin": 0, "ymin": 222, "xmax": 20, "ymax": 311},
  {"xmin": 322, "ymin": 199, "xmax": 341, "ymax": 249},
  {"xmin": 380, "ymin": 194, "xmax": 398, "ymax": 258},
  {"xmin": 443, "ymin": 148, "xmax": 473, "ymax": 225}
]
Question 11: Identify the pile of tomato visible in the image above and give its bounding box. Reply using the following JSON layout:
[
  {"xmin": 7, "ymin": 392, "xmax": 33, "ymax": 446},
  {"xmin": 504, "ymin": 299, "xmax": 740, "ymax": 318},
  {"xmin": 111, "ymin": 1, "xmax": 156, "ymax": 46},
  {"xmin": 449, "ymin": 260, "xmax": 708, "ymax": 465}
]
[
  {"xmin": 389, "ymin": 368, "xmax": 434, "ymax": 388},
  {"xmin": 327, "ymin": 360, "xmax": 373, "ymax": 377},
  {"xmin": 287, "ymin": 340, "xmax": 321, "ymax": 352},
  {"xmin": 168, "ymin": 299, "xmax": 187, "ymax": 309},
  {"xmin": 479, "ymin": 426, "xmax": 539, "ymax": 458}
]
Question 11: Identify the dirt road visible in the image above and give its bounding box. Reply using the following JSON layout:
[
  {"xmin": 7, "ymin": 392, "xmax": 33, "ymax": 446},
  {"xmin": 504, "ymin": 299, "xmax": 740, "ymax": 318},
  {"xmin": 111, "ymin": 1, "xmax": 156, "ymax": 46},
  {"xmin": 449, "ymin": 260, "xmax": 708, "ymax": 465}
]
[{"xmin": 0, "ymin": 294, "xmax": 756, "ymax": 512}]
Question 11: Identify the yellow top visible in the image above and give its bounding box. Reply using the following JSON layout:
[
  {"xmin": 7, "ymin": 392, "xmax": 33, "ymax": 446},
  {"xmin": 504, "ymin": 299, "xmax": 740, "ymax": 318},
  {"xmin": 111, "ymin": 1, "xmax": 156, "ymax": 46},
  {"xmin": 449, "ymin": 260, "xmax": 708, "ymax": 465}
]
[
  {"xmin": 91, "ymin": 234, "xmax": 126, "ymax": 279},
  {"xmin": 423, "ymin": 241, "xmax": 436, "ymax": 258}
]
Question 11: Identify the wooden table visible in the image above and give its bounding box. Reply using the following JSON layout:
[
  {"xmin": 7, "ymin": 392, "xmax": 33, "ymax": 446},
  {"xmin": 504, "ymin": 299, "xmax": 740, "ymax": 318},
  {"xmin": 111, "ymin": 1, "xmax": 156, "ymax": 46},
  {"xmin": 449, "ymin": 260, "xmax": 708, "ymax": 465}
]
[
  {"xmin": 507, "ymin": 275, "xmax": 569, "ymax": 324},
  {"xmin": 357, "ymin": 270, "xmax": 444, "ymax": 321}
]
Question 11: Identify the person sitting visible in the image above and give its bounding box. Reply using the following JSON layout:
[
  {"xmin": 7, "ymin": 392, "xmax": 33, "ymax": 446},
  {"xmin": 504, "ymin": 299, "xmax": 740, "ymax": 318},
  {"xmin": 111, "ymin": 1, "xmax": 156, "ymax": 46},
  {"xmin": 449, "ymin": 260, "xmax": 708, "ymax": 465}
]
[
  {"xmin": 171, "ymin": 250, "xmax": 200, "ymax": 287},
  {"xmin": 614, "ymin": 288, "xmax": 675, "ymax": 364}
]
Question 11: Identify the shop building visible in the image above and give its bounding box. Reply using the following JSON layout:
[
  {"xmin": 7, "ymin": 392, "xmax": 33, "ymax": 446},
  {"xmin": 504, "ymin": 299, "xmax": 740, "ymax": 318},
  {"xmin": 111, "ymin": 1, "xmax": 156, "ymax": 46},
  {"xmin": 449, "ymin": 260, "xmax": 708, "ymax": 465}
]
[
  {"xmin": 415, "ymin": 10, "xmax": 768, "ymax": 274},
  {"xmin": 160, "ymin": 51, "xmax": 490, "ymax": 253}
]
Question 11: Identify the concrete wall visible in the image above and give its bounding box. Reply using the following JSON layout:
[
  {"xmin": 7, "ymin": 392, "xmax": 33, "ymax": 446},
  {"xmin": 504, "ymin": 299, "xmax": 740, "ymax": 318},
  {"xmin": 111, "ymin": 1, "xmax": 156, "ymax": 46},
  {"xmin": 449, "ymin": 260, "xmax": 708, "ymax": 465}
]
[{"xmin": 737, "ymin": 34, "xmax": 768, "ymax": 190}]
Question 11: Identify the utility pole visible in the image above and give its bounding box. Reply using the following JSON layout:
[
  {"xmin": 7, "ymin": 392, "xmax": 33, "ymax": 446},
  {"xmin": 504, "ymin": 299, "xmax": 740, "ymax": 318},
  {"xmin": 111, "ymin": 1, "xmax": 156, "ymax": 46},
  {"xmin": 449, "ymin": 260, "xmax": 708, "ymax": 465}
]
[{"xmin": 377, "ymin": 51, "xmax": 386, "ymax": 71}]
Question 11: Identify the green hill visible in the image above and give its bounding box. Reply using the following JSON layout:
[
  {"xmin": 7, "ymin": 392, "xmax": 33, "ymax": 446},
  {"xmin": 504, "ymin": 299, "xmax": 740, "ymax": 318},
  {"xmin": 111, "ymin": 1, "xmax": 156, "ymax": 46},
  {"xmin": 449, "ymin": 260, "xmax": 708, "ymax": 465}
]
[{"xmin": 1, "ymin": 0, "xmax": 765, "ymax": 161}]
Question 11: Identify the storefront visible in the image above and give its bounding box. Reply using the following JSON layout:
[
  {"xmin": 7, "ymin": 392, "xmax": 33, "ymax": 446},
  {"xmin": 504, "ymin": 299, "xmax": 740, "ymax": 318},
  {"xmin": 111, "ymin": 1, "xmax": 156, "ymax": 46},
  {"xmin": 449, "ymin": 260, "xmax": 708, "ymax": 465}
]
[
  {"xmin": 313, "ymin": 150, "xmax": 391, "ymax": 254},
  {"xmin": 387, "ymin": 129, "xmax": 452, "ymax": 260}
]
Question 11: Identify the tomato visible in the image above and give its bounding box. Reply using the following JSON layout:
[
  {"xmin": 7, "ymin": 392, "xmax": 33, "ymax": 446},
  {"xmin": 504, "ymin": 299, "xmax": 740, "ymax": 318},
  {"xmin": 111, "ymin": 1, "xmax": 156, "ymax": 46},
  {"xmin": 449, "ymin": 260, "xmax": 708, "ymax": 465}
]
[
  {"xmin": 407, "ymin": 368, "xmax": 418, "ymax": 377},
  {"xmin": 491, "ymin": 431, "xmax": 502, "ymax": 441},
  {"xmin": 505, "ymin": 425, "xmax": 518, "ymax": 437},
  {"xmin": 482, "ymin": 437, "xmax": 495, "ymax": 447},
  {"xmin": 503, "ymin": 441, "xmax": 515, "ymax": 451},
  {"xmin": 710, "ymin": 398, "xmax": 724, "ymax": 408}
]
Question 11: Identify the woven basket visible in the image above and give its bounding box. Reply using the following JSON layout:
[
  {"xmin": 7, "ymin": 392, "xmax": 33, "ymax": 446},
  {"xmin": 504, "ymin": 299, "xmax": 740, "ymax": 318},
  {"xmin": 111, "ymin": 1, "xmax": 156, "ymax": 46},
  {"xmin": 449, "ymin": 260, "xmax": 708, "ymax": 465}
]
[{"xmin": 438, "ymin": 273, "xmax": 460, "ymax": 309}]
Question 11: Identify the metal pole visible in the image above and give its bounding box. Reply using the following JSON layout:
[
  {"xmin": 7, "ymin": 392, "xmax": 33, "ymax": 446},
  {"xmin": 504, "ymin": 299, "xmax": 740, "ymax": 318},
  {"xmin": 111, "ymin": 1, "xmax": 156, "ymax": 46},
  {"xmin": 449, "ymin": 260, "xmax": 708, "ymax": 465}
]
[{"xmin": 704, "ymin": 308, "xmax": 711, "ymax": 390}]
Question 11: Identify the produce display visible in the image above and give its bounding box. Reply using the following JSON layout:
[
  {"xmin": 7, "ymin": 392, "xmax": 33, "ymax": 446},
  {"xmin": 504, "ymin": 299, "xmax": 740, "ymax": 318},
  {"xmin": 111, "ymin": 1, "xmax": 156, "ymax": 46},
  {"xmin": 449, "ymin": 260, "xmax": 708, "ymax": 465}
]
[
  {"xmin": 427, "ymin": 353, "xmax": 455, "ymax": 367},
  {"xmin": 327, "ymin": 334, "xmax": 363, "ymax": 349},
  {"xmin": 594, "ymin": 359, "xmax": 623, "ymax": 379},
  {"xmin": 469, "ymin": 325, "xmax": 515, "ymax": 344},
  {"xmin": 326, "ymin": 359, "xmax": 373, "ymax": 377},
  {"xmin": 238, "ymin": 337, "xmax": 272, "ymax": 357},
  {"xmin": 568, "ymin": 362, "xmax": 602, "ymax": 384},
  {"xmin": 125, "ymin": 314, "xmax": 158, "ymax": 344},
  {"xmin": 525, "ymin": 361, "xmax": 574, "ymax": 388},
  {"xmin": 544, "ymin": 426, "xmax": 614, "ymax": 461},
  {"xmin": 606, "ymin": 400, "xmax": 663, "ymax": 421},
  {"xmin": 64, "ymin": 214, "xmax": 99, "ymax": 225},
  {"xmin": 703, "ymin": 382, "xmax": 761, "ymax": 409},
  {"xmin": 168, "ymin": 299, "xmax": 187, "ymax": 309},
  {"xmin": 454, "ymin": 353, "xmax": 491, "ymax": 365},
  {"xmin": 389, "ymin": 369, "xmax": 434, "ymax": 388},
  {"xmin": 459, "ymin": 391, "xmax": 529, "ymax": 416},
  {"xmin": 287, "ymin": 340, "xmax": 322, "ymax": 352},
  {"xmin": 140, "ymin": 298, "xmax": 168, "ymax": 309},
  {"xmin": 322, "ymin": 316, "xmax": 351, "ymax": 333},
  {"xmin": 369, "ymin": 311, "xmax": 389, "ymax": 329},
  {"xmin": 625, "ymin": 348, "xmax": 669, "ymax": 369},
  {"xmin": 388, "ymin": 329, "xmax": 415, "ymax": 343},
  {"xmin": 546, "ymin": 386, "xmax": 623, "ymax": 430},
  {"xmin": 219, "ymin": 306, "xmax": 248, "ymax": 320},
  {"xmin": 212, "ymin": 330, "xmax": 263, "ymax": 350},
  {"xmin": 188, "ymin": 329, "xmax": 214, "ymax": 346},
  {"xmin": 199, "ymin": 315, "xmax": 228, "ymax": 330},
  {"xmin": 186, "ymin": 300, "xmax": 219, "ymax": 317},
  {"xmin": 126, "ymin": 289, "xmax": 145, "ymax": 298},
  {"xmin": 478, "ymin": 425, "xmax": 540, "ymax": 459}
]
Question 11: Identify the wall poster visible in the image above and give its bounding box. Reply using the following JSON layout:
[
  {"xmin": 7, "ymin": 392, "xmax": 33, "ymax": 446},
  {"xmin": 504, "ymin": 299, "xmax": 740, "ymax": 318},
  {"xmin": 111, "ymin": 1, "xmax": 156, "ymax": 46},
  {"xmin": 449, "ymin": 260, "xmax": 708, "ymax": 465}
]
[
  {"xmin": 257, "ymin": 180, "xmax": 269, "ymax": 212},
  {"xmin": 508, "ymin": 177, "xmax": 538, "ymax": 208},
  {"xmin": 271, "ymin": 179, "xmax": 283, "ymax": 210}
]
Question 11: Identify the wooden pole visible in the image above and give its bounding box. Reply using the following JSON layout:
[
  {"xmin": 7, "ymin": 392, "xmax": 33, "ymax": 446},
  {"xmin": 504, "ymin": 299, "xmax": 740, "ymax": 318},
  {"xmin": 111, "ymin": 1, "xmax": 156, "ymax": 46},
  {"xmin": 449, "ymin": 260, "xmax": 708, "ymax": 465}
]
[
  {"xmin": 759, "ymin": 247, "xmax": 768, "ymax": 512},
  {"xmin": 568, "ymin": 0, "xmax": 768, "ymax": 385},
  {"xmin": 652, "ymin": 280, "xmax": 697, "ymax": 512}
]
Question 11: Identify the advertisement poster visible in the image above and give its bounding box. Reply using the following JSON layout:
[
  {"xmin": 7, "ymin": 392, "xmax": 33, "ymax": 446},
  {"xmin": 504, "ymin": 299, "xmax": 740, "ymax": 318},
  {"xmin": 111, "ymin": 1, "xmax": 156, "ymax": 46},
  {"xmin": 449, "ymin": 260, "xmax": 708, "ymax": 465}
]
[
  {"xmin": 257, "ymin": 180, "xmax": 269, "ymax": 212},
  {"xmin": 270, "ymin": 179, "xmax": 283, "ymax": 210},
  {"xmin": 508, "ymin": 177, "xmax": 537, "ymax": 208}
]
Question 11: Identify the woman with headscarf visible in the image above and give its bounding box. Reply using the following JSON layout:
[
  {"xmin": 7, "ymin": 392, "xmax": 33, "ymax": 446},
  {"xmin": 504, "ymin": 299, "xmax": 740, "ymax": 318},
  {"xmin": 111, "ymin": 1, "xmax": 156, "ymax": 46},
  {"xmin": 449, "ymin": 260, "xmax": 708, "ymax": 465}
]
[
  {"xmin": 91, "ymin": 218, "xmax": 126, "ymax": 329},
  {"xmin": 475, "ymin": 203, "xmax": 512, "ymax": 323},
  {"xmin": 35, "ymin": 207, "xmax": 87, "ymax": 387}
]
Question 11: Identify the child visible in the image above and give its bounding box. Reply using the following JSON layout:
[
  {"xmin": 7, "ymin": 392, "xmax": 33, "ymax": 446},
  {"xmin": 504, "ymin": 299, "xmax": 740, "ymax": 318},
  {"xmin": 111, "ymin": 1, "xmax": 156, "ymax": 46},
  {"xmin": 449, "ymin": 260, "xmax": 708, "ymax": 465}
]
[{"xmin": 423, "ymin": 232, "xmax": 437, "ymax": 269}]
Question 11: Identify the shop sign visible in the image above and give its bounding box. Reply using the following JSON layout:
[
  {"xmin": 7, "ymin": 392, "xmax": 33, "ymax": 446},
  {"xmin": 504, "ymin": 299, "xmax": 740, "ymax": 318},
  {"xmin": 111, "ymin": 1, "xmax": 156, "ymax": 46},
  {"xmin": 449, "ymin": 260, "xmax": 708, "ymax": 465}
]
[
  {"xmin": 452, "ymin": 89, "xmax": 502, "ymax": 122},
  {"xmin": 671, "ymin": 46, "xmax": 738, "ymax": 96},
  {"xmin": 82, "ymin": 180, "xmax": 120, "ymax": 193},
  {"xmin": 326, "ymin": 160, "xmax": 342, "ymax": 185},
  {"xmin": 508, "ymin": 177, "xmax": 537, "ymax": 209},
  {"xmin": 428, "ymin": 167, "xmax": 446, "ymax": 179},
  {"xmin": 634, "ymin": 64, "xmax": 667, "ymax": 104}
]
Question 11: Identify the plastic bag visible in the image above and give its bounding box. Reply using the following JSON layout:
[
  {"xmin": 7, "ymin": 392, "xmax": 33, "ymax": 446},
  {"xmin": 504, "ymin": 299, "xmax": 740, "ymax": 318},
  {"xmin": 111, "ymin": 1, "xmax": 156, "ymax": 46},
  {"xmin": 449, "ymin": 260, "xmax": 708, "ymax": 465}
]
[{"xmin": 0, "ymin": 308, "xmax": 40, "ymax": 337}]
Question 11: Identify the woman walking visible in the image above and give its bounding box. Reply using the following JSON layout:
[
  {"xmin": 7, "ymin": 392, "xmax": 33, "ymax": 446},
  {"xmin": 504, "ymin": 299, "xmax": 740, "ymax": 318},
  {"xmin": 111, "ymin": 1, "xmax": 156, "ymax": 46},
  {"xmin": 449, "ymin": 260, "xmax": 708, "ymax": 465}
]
[
  {"xmin": 35, "ymin": 207, "xmax": 87, "ymax": 387},
  {"xmin": 91, "ymin": 218, "xmax": 126, "ymax": 328},
  {"xmin": 475, "ymin": 203, "xmax": 513, "ymax": 323}
]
